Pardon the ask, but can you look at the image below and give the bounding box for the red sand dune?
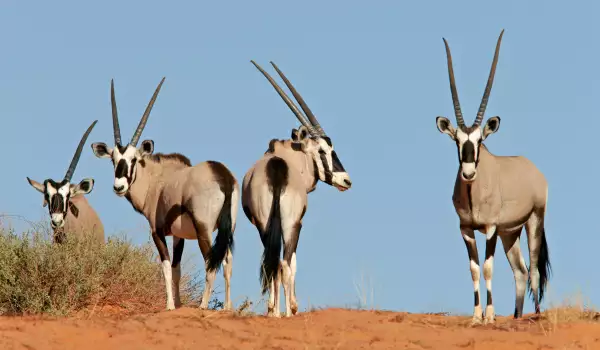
[0,307,599,349]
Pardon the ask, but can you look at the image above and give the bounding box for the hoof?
[483,317,496,325]
[470,316,483,326]
[291,305,298,315]
[166,304,176,311]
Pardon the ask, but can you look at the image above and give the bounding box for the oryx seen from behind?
[27,120,104,245]
[435,30,551,324]
[91,78,238,311]
[243,61,352,317]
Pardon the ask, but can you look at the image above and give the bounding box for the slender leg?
[172,237,185,308]
[461,227,482,324]
[274,263,281,317]
[483,226,497,324]
[500,229,528,318]
[192,218,216,310]
[152,230,175,311]
[281,221,301,317]
[281,258,292,317]
[223,248,233,310]
[290,252,298,315]
[525,213,543,314]
[259,230,278,317]
[223,191,237,311]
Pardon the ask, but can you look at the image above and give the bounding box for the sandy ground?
[0,307,598,349]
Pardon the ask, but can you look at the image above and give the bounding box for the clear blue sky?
[3,0,598,315]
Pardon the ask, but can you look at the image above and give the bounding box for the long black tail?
[528,227,552,303]
[206,161,236,273]
[260,157,288,295]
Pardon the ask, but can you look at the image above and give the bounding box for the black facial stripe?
[321,136,332,147]
[115,159,129,179]
[461,140,475,163]
[130,158,137,176]
[331,151,345,172]
[49,194,66,214]
[319,152,333,184]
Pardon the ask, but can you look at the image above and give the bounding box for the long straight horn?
[250,60,316,135]
[111,79,122,145]
[269,62,326,136]
[64,120,98,182]
[443,38,465,128]
[474,29,504,127]
[130,77,165,146]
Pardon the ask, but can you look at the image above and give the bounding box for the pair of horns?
[444,29,504,128]
[64,120,97,182]
[251,60,326,137]
[111,77,166,146]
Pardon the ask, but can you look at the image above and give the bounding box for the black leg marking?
[484,232,498,316]
[151,229,170,261]
[172,238,185,268]
[462,229,480,310]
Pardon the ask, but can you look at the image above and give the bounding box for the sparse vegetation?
[0,222,219,316]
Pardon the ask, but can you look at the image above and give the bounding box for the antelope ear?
[482,116,501,140]
[436,117,456,141]
[70,178,94,196]
[91,142,113,159]
[27,177,45,193]
[291,126,310,141]
[291,126,311,152]
[140,139,154,156]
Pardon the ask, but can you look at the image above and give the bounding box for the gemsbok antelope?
[27,120,104,245]
[243,61,352,317]
[91,78,239,311]
[435,30,551,324]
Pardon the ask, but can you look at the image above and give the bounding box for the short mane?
[149,152,192,167]
[265,138,303,154]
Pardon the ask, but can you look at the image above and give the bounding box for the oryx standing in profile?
[435,30,551,324]
[91,79,239,311]
[27,120,104,244]
[243,61,352,317]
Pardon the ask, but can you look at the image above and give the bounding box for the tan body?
[61,195,105,245]
[128,157,238,240]
[452,145,547,230]
[243,140,316,232]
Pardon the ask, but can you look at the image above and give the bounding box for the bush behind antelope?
[0,223,210,316]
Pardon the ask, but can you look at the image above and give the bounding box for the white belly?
[168,213,198,240]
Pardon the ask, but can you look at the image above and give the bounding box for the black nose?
[114,185,125,192]
[344,179,352,186]
[462,172,475,180]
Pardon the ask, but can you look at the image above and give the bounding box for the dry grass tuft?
[0,224,212,316]
[533,291,600,334]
